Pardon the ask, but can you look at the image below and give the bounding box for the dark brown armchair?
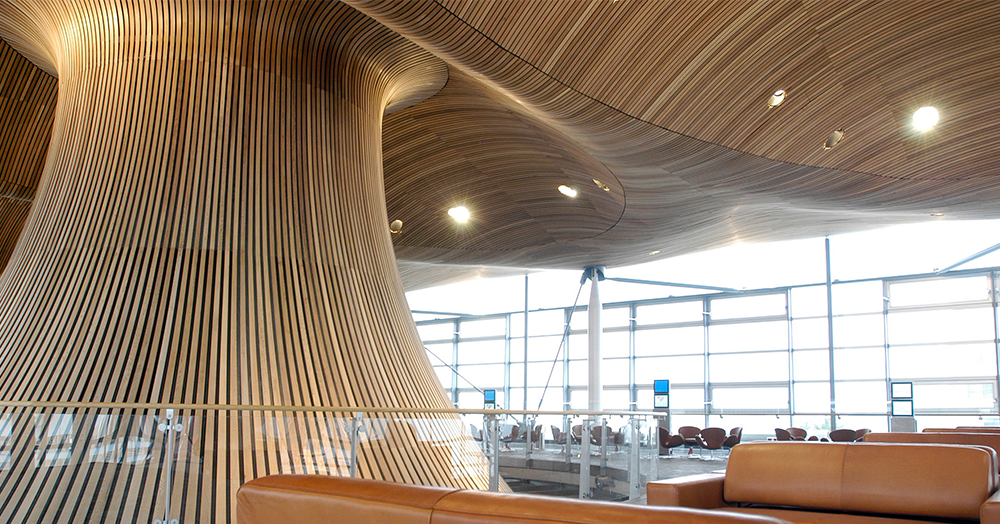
[696,427,728,460]
[854,428,871,441]
[659,427,684,456]
[501,425,520,450]
[722,427,742,449]
[787,427,808,440]
[775,428,792,441]
[550,425,567,445]
[829,428,857,442]
[590,425,618,451]
[678,426,701,455]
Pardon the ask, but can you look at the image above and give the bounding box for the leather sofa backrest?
[864,431,1000,489]
[237,475,456,524]
[237,475,793,524]
[724,442,996,520]
[925,427,1000,433]
[432,489,788,524]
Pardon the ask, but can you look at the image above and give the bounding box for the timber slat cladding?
[0,37,54,270]
[348,0,1000,268]
[0,2,486,523]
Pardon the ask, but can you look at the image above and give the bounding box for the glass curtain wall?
[418,268,1000,437]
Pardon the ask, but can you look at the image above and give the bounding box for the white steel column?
[588,266,604,412]
[579,266,604,498]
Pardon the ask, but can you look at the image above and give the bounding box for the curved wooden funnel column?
[0,2,485,523]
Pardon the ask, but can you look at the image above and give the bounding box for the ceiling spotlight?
[592,178,611,192]
[448,206,470,223]
[930,212,945,217]
[767,89,786,108]
[389,219,403,234]
[649,250,662,255]
[823,128,845,150]
[913,106,939,131]
[557,185,578,198]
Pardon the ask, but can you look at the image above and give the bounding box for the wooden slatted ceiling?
[383,70,624,255]
[435,0,1000,181]
[0,3,490,523]
[347,0,1000,269]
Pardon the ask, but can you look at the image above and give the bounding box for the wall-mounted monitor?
[484,389,496,406]
[653,380,669,410]
[890,382,913,400]
[653,394,669,409]
[891,399,913,417]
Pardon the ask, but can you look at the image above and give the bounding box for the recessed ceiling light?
[913,106,939,131]
[558,185,578,198]
[767,89,786,108]
[448,206,470,223]
[592,178,611,192]
[649,250,662,255]
[823,128,845,150]
[389,219,403,234]
[930,212,945,217]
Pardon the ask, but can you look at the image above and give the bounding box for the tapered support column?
[0,3,482,523]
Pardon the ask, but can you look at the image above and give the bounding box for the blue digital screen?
[653,379,670,394]
[484,389,496,403]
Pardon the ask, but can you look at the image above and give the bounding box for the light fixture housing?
[448,206,470,223]
[592,178,611,192]
[649,250,662,255]
[823,128,845,150]
[389,219,403,234]
[913,106,939,131]
[767,89,786,108]
[930,212,945,217]
[557,185,578,198]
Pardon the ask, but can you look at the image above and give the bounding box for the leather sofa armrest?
[647,473,727,509]
[981,489,1000,524]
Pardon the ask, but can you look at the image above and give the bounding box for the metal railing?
[0,401,670,523]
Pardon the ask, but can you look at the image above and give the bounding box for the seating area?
[774,427,870,442]
[659,426,742,459]
[648,441,1000,524]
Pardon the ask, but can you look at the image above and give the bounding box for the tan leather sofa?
[648,442,1000,524]
[925,427,1000,434]
[237,475,791,524]
[865,431,1000,458]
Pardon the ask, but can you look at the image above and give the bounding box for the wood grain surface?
[0,3,486,523]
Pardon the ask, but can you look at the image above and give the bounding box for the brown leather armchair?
[678,426,701,455]
[590,425,615,450]
[659,427,685,456]
[787,427,807,440]
[696,427,728,460]
[500,425,520,450]
[722,427,742,449]
[550,425,567,445]
[829,428,857,442]
[570,424,583,444]
[854,428,871,441]
[774,428,792,441]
